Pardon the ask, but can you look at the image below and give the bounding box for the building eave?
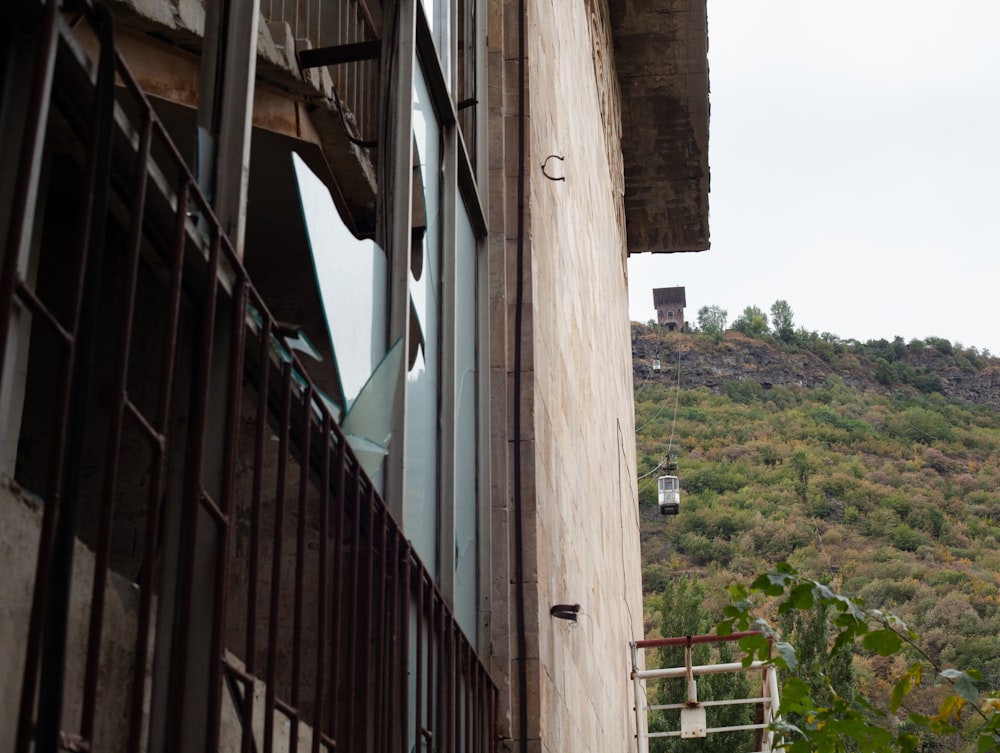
[609,0,710,254]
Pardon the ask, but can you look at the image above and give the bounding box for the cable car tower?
[630,632,781,753]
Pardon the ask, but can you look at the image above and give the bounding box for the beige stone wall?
[485,0,644,747]
[527,0,644,746]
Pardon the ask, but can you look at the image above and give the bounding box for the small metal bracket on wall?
[550,603,581,621]
[541,154,565,181]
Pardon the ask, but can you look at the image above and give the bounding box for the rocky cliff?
[631,327,1000,411]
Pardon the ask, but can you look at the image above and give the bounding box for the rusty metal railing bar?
[80,103,153,746]
[166,220,223,748]
[396,536,408,752]
[415,563,425,752]
[327,435,347,736]
[127,176,190,753]
[635,631,764,649]
[263,363,294,753]
[311,411,332,753]
[124,398,165,446]
[9,279,75,344]
[240,310,269,753]
[344,460,363,752]
[206,270,249,753]
[361,481,376,744]
[372,504,388,753]
[200,489,229,526]
[247,311,271,674]
[291,384,312,728]
[35,5,118,749]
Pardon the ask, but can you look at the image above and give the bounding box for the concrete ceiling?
[609,0,710,254]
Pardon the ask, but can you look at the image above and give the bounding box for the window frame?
[386,0,490,649]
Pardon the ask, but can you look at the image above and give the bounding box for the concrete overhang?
[609,0,710,253]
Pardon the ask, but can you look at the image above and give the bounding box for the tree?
[732,305,769,337]
[697,305,728,335]
[771,300,796,343]
[718,564,1000,753]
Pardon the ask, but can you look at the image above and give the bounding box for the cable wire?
[637,346,682,481]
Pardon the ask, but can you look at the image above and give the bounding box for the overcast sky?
[627,0,1000,354]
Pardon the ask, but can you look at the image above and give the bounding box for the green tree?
[697,305,728,335]
[718,565,1000,753]
[789,450,815,506]
[648,577,754,753]
[771,300,796,343]
[777,600,855,734]
[732,306,769,337]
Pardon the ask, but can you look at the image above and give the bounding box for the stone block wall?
[486,0,645,748]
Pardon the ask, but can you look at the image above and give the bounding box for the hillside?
[632,325,1000,709]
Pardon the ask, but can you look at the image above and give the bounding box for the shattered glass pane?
[342,338,404,479]
[290,152,387,407]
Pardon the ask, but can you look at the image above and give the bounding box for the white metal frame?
[631,636,781,753]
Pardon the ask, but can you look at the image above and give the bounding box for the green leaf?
[716,619,733,637]
[780,582,815,613]
[775,641,798,671]
[862,629,903,657]
[941,668,980,704]
[891,676,911,714]
[739,633,770,663]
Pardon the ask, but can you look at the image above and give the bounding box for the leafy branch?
[716,563,1000,753]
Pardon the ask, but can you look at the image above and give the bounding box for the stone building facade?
[0,1,708,752]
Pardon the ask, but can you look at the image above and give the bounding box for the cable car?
[652,358,661,372]
[657,475,680,515]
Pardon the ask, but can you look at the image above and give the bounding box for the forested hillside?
[632,324,1000,723]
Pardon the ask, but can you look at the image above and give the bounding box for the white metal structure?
[657,475,680,515]
[630,633,781,753]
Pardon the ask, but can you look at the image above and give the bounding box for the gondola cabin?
[652,358,661,372]
[657,475,680,515]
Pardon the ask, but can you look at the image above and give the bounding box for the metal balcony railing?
[631,633,780,753]
[263,0,382,148]
[0,3,496,752]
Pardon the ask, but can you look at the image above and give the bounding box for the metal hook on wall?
[541,154,565,181]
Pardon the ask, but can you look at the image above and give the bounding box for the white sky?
[627,0,1000,354]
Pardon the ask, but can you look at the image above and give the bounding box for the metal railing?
[263,0,382,148]
[1,3,496,752]
[631,633,780,753]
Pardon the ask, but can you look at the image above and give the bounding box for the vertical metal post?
[196,0,261,258]
[631,642,648,753]
[36,8,117,751]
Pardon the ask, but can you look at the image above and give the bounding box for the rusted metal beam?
[298,40,381,69]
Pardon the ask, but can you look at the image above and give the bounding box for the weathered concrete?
[609,0,710,253]
[0,482,145,751]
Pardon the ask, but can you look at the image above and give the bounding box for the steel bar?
[634,631,764,649]
[167,223,223,748]
[263,364,294,753]
[311,411,332,753]
[205,272,248,753]
[298,40,380,68]
[127,176,189,753]
[80,105,153,745]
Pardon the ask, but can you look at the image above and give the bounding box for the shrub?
[892,523,929,552]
